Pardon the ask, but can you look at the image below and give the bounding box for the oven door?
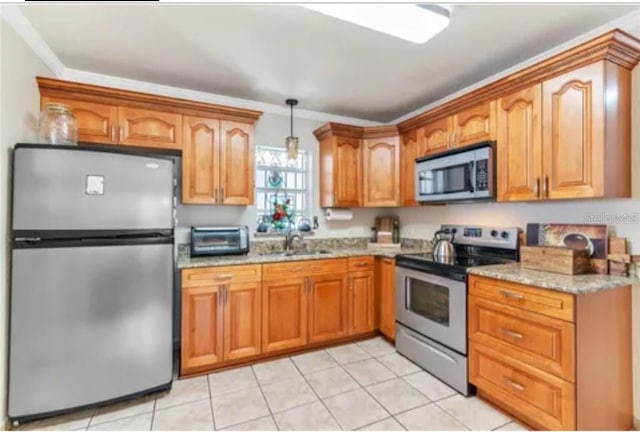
[395,266,467,354]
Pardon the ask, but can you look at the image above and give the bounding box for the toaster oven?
[190,226,250,256]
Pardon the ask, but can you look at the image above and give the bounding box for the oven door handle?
[404,331,457,364]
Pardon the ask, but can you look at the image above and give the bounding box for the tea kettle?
[432,229,455,259]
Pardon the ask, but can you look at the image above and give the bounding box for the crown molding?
[392,7,640,125]
[0,4,64,76]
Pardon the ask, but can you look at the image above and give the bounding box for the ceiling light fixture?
[285,98,299,160]
[301,4,450,44]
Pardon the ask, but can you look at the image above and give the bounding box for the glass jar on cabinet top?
[38,103,78,145]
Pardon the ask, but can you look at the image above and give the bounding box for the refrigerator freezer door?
[9,244,173,419]
[13,146,173,231]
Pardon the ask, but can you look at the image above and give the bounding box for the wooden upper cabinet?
[220,121,254,205]
[333,136,363,207]
[419,117,451,156]
[542,62,607,200]
[349,271,375,335]
[400,129,419,207]
[262,278,308,353]
[118,107,182,150]
[224,282,261,361]
[181,285,224,372]
[451,101,496,147]
[363,129,400,207]
[42,97,118,144]
[308,274,349,343]
[497,85,543,202]
[182,116,220,204]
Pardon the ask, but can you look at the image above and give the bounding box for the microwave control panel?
[475,159,489,191]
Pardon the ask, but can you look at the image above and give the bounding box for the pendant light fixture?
[285,98,299,160]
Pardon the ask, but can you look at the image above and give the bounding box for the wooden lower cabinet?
[349,271,375,335]
[469,275,632,431]
[262,278,308,353]
[224,282,261,361]
[308,274,349,343]
[377,257,396,340]
[181,285,224,371]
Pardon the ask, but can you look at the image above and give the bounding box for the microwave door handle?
[466,161,475,193]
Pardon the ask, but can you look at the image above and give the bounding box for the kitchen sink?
[259,249,333,257]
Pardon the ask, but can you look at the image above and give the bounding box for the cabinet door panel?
[42,97,118,144]
[182,116,220,204]
[420,117,450,156]
[542,63,604,199]
[349,271,375,335]
[400,130,419,206]
[363,137,399,207]
[220,121,254,205]
[262,279,307,352]
[308,274,349,343]
[333,137,363,207]
[181,285,224,371]
[497,85,543,202]
[118,107,182,149]
[452,101,496,147]
[224,282,261,361]
[377,258,396,339]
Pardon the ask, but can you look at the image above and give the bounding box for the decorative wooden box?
[520,245,591,275]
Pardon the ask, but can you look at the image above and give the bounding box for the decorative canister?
[38,103,78,145]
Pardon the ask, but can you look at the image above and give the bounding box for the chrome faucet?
[284,231,304,252]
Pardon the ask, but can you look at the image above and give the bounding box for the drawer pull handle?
[499,290,524,301]
[355,262,369,267]
[503,377,525,391]
[292,267,305,272]
[500,328,523,339]
[214,274,232,281]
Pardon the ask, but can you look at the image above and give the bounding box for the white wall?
[0,17,55,423]
[175,112,387,244]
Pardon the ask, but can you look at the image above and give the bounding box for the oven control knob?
[501,231,509,240]
[451,228,457,234]
[490,230,499,238]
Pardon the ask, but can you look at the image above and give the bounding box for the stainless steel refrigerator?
[9,144,174,422]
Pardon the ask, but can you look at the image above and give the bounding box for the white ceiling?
[19,3,640,122]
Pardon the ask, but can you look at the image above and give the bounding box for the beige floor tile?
[90,395,155,426]
[155,376,209,410]
[366,378,429,414]
[252,358,300,385]
[223,415,278,431]
[395,404,467,431]
[89,413,152,431]
[211,387,270,429]
[323,388,388,430]
[274,401,340,431]
[208,366,258,397]
[343,358,396,386]
[261,376,318,413]
[152,399,213,431]
[402,371,456,401]
[326,344,372,365]
[16,409,94,431]
[377,353,421,376]
[292,350,338,374]
[358,417,405,431]
[436,395,512,430]
[494,421,529,431]
[357,337,396,357]
[306,366,361,398]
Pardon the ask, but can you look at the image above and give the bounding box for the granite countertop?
[468,263,635,294]
[177,246,429,269]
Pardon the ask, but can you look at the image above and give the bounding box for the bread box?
[520,245,591,275]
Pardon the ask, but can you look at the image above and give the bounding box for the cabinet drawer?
[470,343,575,431]
[469,295,575,381]
[182,265,261,287]
[263,259,347,281]
[468,275,575,322]
[348,256,374,272]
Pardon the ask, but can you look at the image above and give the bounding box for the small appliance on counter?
[190,226,249,256]
[394,224,520,396]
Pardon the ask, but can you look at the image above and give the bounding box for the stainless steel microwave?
[190,226,249,256]
[415,141,496,203]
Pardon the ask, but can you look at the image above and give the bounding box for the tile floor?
[15,337,528,431]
